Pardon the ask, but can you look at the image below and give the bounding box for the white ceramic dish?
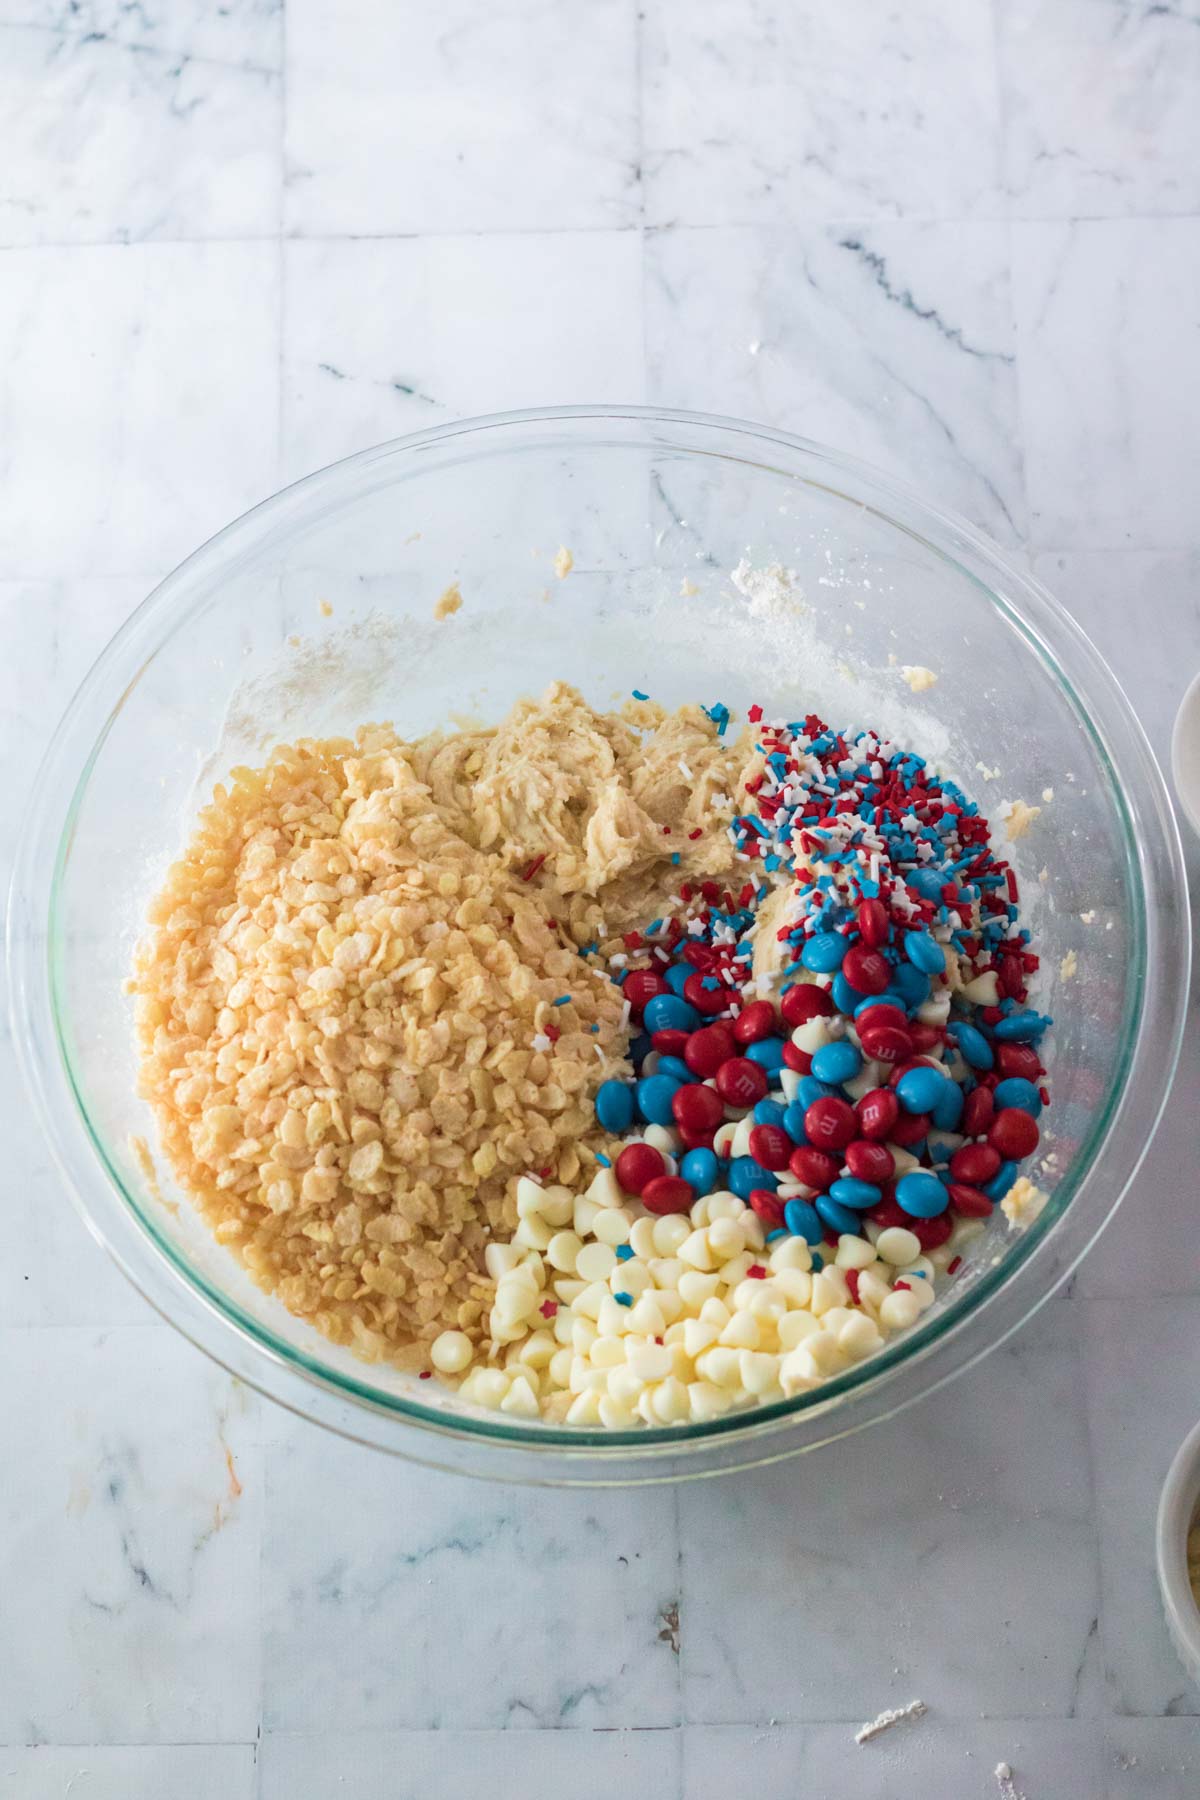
[1157,1417,1200,1687]
[1171,669,1200,836]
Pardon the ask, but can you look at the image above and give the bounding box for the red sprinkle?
[419,1369,432,1378]
[521,853,547,882]
[947,1256,963,1275]
[748,704,763,722]
[845,1268,861,1304]
[539,1299,558,1318]
[746,1264,767,1280]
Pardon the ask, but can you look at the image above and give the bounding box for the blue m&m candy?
[784,1198,824,1244]
[811,1040,862,1086]
[746,1037,786,1075]
[950,1021,994,1070]
[729,1156,779,1199]
[907,867,947,901]
[782,1101,809,1144]
[636,1074,681,1126]
[831,972,860,1014]
[815,1192,861,1235]
[655,1056,692,1083]
[801,932,847,974]
[796,1074,839,1109]
[892,961,930,1008]
[664,962,692,996]
[905,930,947,975]
[680,1147,719,1195]
[595,1079,633,1134]
[643,993,700,1034]
[896,1170,949,1218]
[753,1098,788,1128]
[993,1076,1042,1116]
[896,1065,951,1115]
[993,1011,1048,1043]
[985,1159,1018,1201]
[829,1176,880,1210]
[931,1079,964,1131]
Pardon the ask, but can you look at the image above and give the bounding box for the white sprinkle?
[531,1033,553,1052]
[855,1699,928,1745]
[1042,786,1054,803]
[1079,910,1096,924]
[678,760,693,781]
[620,1000,631,1030]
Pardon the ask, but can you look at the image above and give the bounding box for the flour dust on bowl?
[8,408,1189,1483]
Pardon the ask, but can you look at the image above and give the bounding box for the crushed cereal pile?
[129,684,745,1366]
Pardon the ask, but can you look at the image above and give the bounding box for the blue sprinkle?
[632,689,649,701]
[671,852,681,865]
[596,1152,611,1167]
[615,1244,635,1262]
[552,995,570,1006]
[613,1291,634,1307]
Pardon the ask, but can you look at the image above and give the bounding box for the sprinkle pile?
[437,707,1052,1427]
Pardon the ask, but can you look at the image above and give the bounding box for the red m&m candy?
[651,1028,691,1057]
[615,1142,665,1195]
[845,1140,895,1184]
[856,1087,899,1141]
[949,1143,1001,1185]
[889,1109,931,1147]
[859,1021,914,1064]
[804,1095,857,1152]
[843,944,891,995]
[911,1212,954,1251]
[780,983,834,1028]
[996,1042,1041,1081]
[962,1085,995,1137]
[749,1188,786,1230]
[733,1000,776,1045]
[684,1023,736,1078]
[671,1083,724,1135]
[684,971,730,1017]
[989,1108,1040,1159]
[641,1175,695,1215]
[856,898,889,948]
[678,1125,716,1150]
[623,969,669,1014]
[948,1182,994,1218]
[715,1057,769,1107]
[789,1145,839,1191]
[748,1123,792,1171]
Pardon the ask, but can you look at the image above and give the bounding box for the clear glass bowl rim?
[7,404,1190,1482]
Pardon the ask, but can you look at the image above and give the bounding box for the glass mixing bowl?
[8,407,1189,1484]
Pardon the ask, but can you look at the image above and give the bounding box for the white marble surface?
[2,2,1199,1795]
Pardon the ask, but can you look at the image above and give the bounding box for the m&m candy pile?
[594,709,1050,1252]
[445,705,1053,1428]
